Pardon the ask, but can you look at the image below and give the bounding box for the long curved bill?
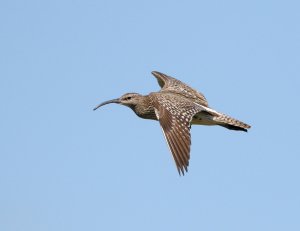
[93,99,120,111]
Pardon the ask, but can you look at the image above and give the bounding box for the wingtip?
[151,71,160,76]
[177,167,188,176]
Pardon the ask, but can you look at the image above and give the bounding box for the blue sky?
[1,0,299,230]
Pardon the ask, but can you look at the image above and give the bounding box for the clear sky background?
[1,0,299,230]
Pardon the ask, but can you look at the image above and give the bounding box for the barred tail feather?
[214,113,251,132]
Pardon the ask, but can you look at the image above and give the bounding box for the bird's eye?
[126,97,132,100]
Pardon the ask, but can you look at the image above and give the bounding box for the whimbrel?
[94,71,251,175]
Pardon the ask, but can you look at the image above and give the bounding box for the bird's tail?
[213,113,251,132]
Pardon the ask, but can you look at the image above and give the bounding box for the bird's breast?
[133,105,157,121]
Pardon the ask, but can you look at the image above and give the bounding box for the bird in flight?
[94,71,251,175]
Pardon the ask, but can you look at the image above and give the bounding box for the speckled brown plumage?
[94,71,251,175]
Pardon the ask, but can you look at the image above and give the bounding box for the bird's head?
[93,93,143,110]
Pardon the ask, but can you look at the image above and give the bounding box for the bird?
[94,71,251,175]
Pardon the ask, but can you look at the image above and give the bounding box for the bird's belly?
[191,114,216,126]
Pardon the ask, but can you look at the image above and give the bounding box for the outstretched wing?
[151,71,209,107]
[150,93,206,175]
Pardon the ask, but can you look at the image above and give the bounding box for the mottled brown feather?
[151,71,209,107]
[95,71,251,175]
[151,93,205,175]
